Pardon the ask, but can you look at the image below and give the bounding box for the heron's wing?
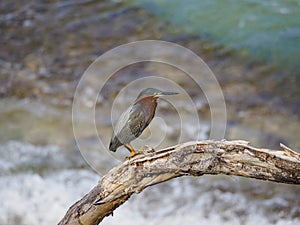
[128,104,146,138]
[114,107,131,135]
[114,104,145,144]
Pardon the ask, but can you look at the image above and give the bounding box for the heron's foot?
[126,150,140,159]
[139,145,155,153]
[124,144,140,159]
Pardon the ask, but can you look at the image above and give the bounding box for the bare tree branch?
[58,140,300,225]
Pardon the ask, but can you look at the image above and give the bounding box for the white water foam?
[0,141,299,225]
[0,170,98,224]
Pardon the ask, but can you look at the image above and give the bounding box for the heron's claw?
[124,144,140,159]
[126,150,140,159]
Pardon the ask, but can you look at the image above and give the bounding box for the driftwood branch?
[58,140,300,225]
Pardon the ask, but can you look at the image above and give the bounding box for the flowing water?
[0,0,299,224]
[130,0,300,74]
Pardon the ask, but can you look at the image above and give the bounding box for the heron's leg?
[124,143,139,158]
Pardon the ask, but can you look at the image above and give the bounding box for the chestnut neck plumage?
[134,96,158,123]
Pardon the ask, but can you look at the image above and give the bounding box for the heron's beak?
[155,91,179,97]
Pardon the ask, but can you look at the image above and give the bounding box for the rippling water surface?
[131,0,300,74]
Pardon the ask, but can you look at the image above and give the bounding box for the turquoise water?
[130,0,300,73]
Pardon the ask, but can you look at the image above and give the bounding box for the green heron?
[109,88,178,158]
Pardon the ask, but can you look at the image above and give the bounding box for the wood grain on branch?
[58,140,300,225]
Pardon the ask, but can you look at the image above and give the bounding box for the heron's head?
[136,88,178,101]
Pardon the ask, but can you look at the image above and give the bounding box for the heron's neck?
[135,96,158,105]
[135,96,158,119]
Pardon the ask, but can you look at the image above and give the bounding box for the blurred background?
[0,0,299,224]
